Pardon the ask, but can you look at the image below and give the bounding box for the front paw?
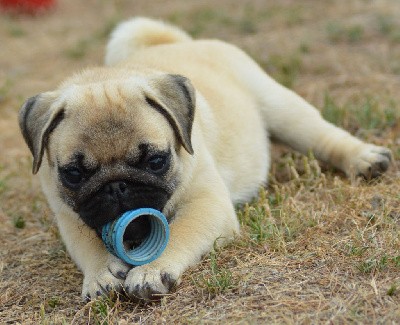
[350,145,392,179]
[124,264,178,300]
[82,256,130,301]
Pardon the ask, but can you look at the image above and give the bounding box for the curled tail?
[105,17,192,66]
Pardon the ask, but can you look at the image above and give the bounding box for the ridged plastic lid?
[102,208,170,266]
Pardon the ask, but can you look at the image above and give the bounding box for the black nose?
[104,181,128,201]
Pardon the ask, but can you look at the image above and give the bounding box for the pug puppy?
[19,17,392,300]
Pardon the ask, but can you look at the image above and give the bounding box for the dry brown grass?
[1,0,400,323]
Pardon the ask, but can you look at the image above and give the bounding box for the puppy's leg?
[124,164,239,300]
[260,83,391,178]
[55,211,131,300]
[226,47,392,178]
[242,73,391,177]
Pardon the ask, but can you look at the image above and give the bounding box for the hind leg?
[259,81,391,178]
[230,51,392,178]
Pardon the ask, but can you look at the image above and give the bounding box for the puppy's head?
[19,68,195,238]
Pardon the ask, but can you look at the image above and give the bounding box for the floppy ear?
[145,74,196,154]
[19,92,65,174]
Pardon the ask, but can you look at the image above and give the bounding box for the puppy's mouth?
[75,180,171,240]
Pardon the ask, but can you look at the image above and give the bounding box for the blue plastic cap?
[101,208,170,266]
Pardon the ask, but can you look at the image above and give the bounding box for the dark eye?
[61,167,83,187]
[146,154,169,174]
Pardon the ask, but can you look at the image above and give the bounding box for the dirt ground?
[1,0,400,323]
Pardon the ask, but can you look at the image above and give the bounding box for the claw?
[352,145,392,180]
[81,256,130,300]
[124,266,177,300]
[117,271,127,279]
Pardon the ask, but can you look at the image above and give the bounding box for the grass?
[13,215,26,229]
[168,3,312,38]
[1,0,400,323]
[90,297,116,325]
[237,190,308,252]
[7,25,26,37]
[357,254,400,274]
[0,179,6,193]
[376,14,400,42]
[265,52,303,88]
[326,14,400,44]
[326,22,365,43]
[387,283,398,296]
[65,39,91,59]
[65,16,121,60]
[169,7,262,37]
[0,78,13,103]
[321,93,399,134]
[192,247,235,297]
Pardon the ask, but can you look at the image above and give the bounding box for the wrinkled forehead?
[62,79,144,114]
[53,81,174,165]
[63,82,139,133]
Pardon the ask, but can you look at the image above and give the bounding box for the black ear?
[19,92,65,174]
[146,74,196,154]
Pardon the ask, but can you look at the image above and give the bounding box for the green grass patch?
[7,24,26,37]
[321,93,399,132]
[238,186,319,251]
[13,215,26,229]
[47,297,60,309]
[394,147,400,160]
[0,179,7,193]
[387,283,398,296]
[192,248,235,297]
[65,39,90,60]
[358,254,400,274]
[270,150,323,185]
[95,16,121,40]
[345,242,369,257]
[392,255,400,267]
[376,14,400,43]
[263,52,303,89]
[89,296,116,325]
[358,255,388,273]
[65,17,122,60]
[326,22,365,43]
[175,8,233,37]
[169,4,264,37]
[0,78,13,103]
[377,15,396,36]
[239,204,282,245]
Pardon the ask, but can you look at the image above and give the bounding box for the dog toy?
[102,208,169,266]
